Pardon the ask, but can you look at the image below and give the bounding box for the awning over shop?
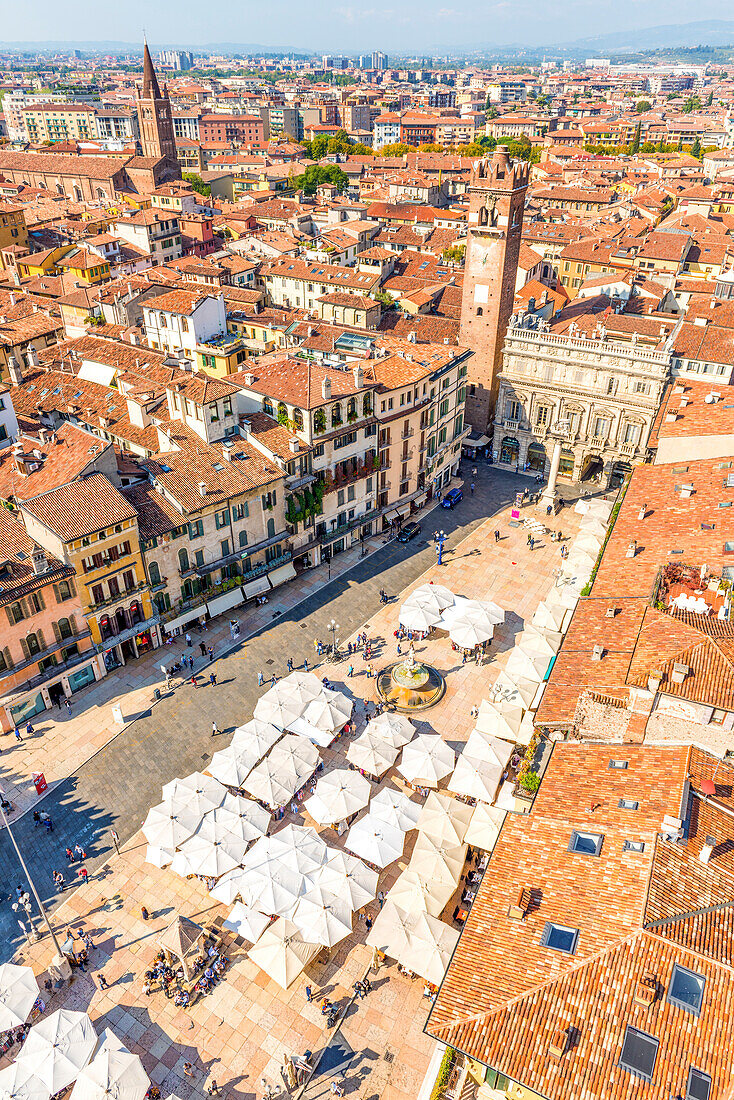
[412,493,427,508]
[163,607,203,635]
[206,588,245,617]
[464,434,489,449]
[243,575,270,600]
[268,562,297,589]
[395,504,411,518]
[384,508,400,522]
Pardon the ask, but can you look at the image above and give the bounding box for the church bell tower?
[135,40,177,162]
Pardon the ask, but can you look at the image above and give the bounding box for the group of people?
[144,945,229,1003]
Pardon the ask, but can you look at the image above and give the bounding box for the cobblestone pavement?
[0,467,580,956]
[4,467,584,1100]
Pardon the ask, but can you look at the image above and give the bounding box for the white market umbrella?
[515,712,536,747]
[142,803,201,850]
[162,772,227,816]
[223,902,270,943]
[532,600,566,634]
[313,851,378,910]
[369,786,421,832]
[144,845,174,869]
[416,791,474,846]
[346,815,405,868]
[304,769,371,824]
[566,548,596,574]
[253,691,305,730]
[557,578,586,609]
[465,803,506,851]
[400,912,460,986]
[517,624,560,657]
[346,733,399,777]
[230,720,282,759]
[387,868,453,917]
[365,900,416,957]
[302,691,352,733]
[0,1064,50,1100]
[492,670,537,709]
[447,754,503,804]
[442,596,504,627]
[0,964,39,1031]
[291,892,353,948]
[367,713,414,748]
[238,860,304,917]
[475,699,525,741]
[288,714,337,748]
[269,823,329,865]
[578,516,608,540]
[18,1010,96,1094]
[70,1044,149,1100]
[247,919,320,989]
[574,532,603,556]
[409,836,466,888]
[280,670,326,698]
[398,602,441,632]
[243,758,298,809]
[448,619,493,648]
[211,794,270,841]
[179,830,248,878]
[408,583,455,612]
[209,866,249,905]
[169,850,195,878]
[272,733,320,771]
[207,745,257,788]
[397,733,455,788]
[465,730,514,769]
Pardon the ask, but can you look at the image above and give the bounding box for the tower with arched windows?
[459,146,529,431]
[135,41,177,163]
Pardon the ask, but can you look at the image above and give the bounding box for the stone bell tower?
[459,146,529,432]
[135,40,177,163]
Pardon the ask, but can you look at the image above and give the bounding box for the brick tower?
[459,145,529,432]
[135,41,177,162]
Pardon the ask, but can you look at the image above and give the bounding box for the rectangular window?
[540,922,579,954]
[668,964,705,1016]
[609,759,628,769]
[189,520,204,539]
[232,502,249,520]
[194,550,205,568]
[687,1069,712,1100]
[337,490,345,506]
[594,417,610,439]
[536,406,549,426]
[568,830,604,856]
[220,539,230,558]
[619,1026,659,1082]
[618,799,639,810]
[347,485,355,502]
[623,840,645,853]
[215,509,230,529]
[239,530,248,548]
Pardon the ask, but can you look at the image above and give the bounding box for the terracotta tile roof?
[22,471,137,541]
[0,151,126,180]
[0,422,113,504]
[121,482,182,540]
[0,505,71,605]
[428,742,734,1100]
[227,359,375,409]
[246,411,312,462]
[143,288,217,317]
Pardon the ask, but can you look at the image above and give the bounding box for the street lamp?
[12,892,34,942]
[435,530,448,566]
[327,618,340,656]
[0,802,63,957]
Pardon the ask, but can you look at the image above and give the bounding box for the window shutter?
[36,589,45,611]
[19,637,29,660]
[67,577,76,598]
[68,615,76,636]
[3,648,13,670]
[20,599,29,619]
[36,629,45,651]
[52,583,60,603]
[52,621,61,643]
[5,607,14,627]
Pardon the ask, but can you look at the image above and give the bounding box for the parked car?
[396,521,421,543]
[441,487,463,509]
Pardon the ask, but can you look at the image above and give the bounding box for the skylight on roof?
[619,1026,659,1082]
[568,831,604,857]
[540,922,578,954]
[668,964,705,1016]
[687,1068,712,1100]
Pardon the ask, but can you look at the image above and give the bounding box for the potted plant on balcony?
[313,409,326,434]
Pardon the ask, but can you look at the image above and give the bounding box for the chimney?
[322,375,332,401]
[647,668,664,693]
[31,545,48,576]
[198,481,207,497]
[626,540,637,558]
[25,343,39,369]
[547,1027,570,1061]
[671,661,689,684]
[289,438,299,454]
[353,364,363,390]
[591,644,604,661]
[699,835,717,864]
[633,973,657,1008]
[507,887,532,921]
[638,503,646,520]
[244,372,255,385]
[7,354,23,386]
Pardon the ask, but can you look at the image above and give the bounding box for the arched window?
[277,401,288,425]
[476,307,483,316]
[129,601,142,626]
[267,518,275,538]
[26,632,41,656]
[363,394,372,417]
[263,399,274,416]
[149,562,162,586]
[346,397,357,420]
[293,408,304,430]
[100,615,113,641]
[57,617,73,640]
[178,548,189,573]
[331,403,342,427]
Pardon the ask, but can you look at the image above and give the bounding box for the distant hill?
[559,19,734,53]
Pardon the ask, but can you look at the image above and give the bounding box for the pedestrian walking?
[353,980,366,999]
[25,722,34,737]
[472,466,478,478]
[470,482,475,495]
[141,906,150,920]
[208,646,214,662]
[257,670,264,686]
[183,1062,195,1078]
[304,658,309,672]
[209,673,217,686]
[40,812,53,832]
[330,1081,344,1097]
[530,536,535,551]
[527,533,532,548]
[377,890,385,908]
[65,700,72,716]
[191,674,198,689]
[65,847,74,863]
[207,1083,219,1096]
[365,915,373,932]
[74,844,86,860]
[13,726,21,742]
[97,973,108,989]
[199,641,207,657]
[347,664,354,678]
[305,985,313,1002]
[494,529,500,543]
[78,866,88,885]
[212,721,219,736]
[287,657,293,672]
[53,871,64,891]
[185,632,192,648]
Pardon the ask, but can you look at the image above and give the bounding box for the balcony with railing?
[319,508,380,544]
[89,580,150,611]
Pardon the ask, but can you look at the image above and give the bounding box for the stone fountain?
[376,644,445,712]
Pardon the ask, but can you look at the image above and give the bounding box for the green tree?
[441,243,465,263]
[691,136,702,159]
[682,96,702,113]
[630,122,641,155]
[378,142,413,156]
[486,104,499,120]
[182,173,211,197]
[707,91,714,105]
[636,99,652,114]
[372,289,395,309]
[292,164,348,195]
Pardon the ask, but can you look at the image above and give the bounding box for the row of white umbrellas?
[398,584,504,648]
[366,902,460,986]
[0,1011,148,1100]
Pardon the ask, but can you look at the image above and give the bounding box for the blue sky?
[3,0,734,50]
